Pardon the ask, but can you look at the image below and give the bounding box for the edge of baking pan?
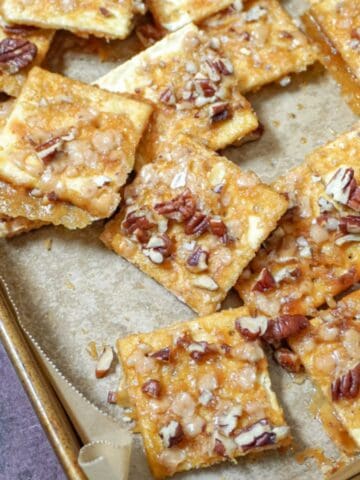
[0,276,86,480]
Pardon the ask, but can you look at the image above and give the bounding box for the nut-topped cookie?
[201,0,317,93]
[147,0,233,31]
[0,67,152,220]
[95,23,258,170]
[101,135,288,315]
[289,290,360,449]
[0,16,54,97]
[236,124,360,316]
[308,0,360,80]
[117,307,291,479]
[1,0,143,40]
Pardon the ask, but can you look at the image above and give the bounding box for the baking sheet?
[1,0,359,478]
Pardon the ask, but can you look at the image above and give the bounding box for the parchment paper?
[1,0,360,478]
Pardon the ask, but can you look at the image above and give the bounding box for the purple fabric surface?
[0,341,66,480]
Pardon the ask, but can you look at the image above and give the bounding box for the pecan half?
[0,38,37,74]
[3,24,39,36]
[263,315,309,343]
[331,364,360,402]
[155,189,196,222]
[339,216,360,234]
[274,347,303,373]
[185,211,209,235]
[142,379,161,398]
[209,102,232,123]
[122,210,155,244]
[150,347,171,362]
[252,268,276,293]
[160,421,184,448]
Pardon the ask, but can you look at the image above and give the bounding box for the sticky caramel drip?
[302,11,360,115]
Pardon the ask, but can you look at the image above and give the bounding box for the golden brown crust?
[0,67,152,219]
[1,0,139,39]
[289,290,360,448]
[101,135,288,315]
[117,308,291,478]
[236,125,360,316]
[201,0,317,93]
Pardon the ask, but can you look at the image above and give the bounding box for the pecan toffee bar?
[201,0,317,93]
[236,125,360,317]
[289,290,360,449]
[147,0,233,32]
[0,67,152,221]
[308,0,359,81]
[101,135,288,315]
[0,16,54,97]
[1,0,143,40]
[95,23,258,169]
[117,308,291,479]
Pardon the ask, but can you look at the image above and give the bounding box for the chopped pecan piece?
[252,268,276,293]
[3,24,39,36]
[212,58,233,75]
[142,379,161,398]
[274,347,303,373]
[194,78,216,97]
[348,187,360,212]
[0,38,37,74]
[235,316,268,341]
[263,315,309,343]
[150,347,171,362]
[339,215,360,234]
[208,217,227,237]
[209,102,232,123]
[155,189,196,222]
[159,86,176,105]
[187,246,209,271]
[35,129,75,161]
[326,167,356,206]
[99,6,113,17]
[331,364,360,402]
[234,418,275,450]
[175,331,193,349]
[122,210,155,244]
[214,438,226,456]
[188,341,216,361]
[185,211,209,235]
[146,234,173,258]
[107,390,118,404]
[95,346,114,379]
[160,420,184,448]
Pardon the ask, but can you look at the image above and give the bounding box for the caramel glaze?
[309,388,358,456]
[302,11,360,115]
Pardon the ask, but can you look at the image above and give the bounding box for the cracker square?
[95,23,258,166]
[308,0,360,80]
[1,0,139,40]
[201,0,317,93]
[0,212,45,238]
[101,135,288,315]
[147,0,233,31]
[0,67,152,218]
[117,307,291,478]
[235,124,360,316]
[0,17,54,97]
[289,290,360,449]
